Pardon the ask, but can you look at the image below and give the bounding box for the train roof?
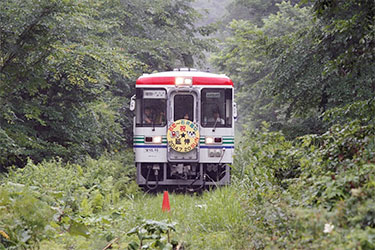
[136,70,233,86]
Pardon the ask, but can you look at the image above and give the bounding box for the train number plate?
[144,148,159,153]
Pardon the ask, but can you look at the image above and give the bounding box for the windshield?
[174,94,194,121]
[136,89,166,127]
[201,88,232,128]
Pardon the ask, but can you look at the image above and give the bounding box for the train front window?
[174,95,194,121]
[201,89,232,128]
[136,89,166,127]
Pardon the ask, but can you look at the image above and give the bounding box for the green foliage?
[323,97,375,126]
[224,0,301,26]
[0,183,55,249]
[0,0,214,168]
[294,121,375,207]
[118,0,215,71]
[309,0,375,78]
[3,117,373,249]
[214,0,375,137]
[0,152,140,249]
[127,220,177,250]
[232,119,375,248]
[0,0,137,166]
[213,1,316,136]
[121,187,249,249]
[270,0,375,130]
[0,156,250,249]
[234,122,301,186]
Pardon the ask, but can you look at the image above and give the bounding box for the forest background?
[1,0,375,249]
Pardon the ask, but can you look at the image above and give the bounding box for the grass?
[116,186,249,249]
[1,156,252,249]
[35,184,251,249]
[4,120,375,249]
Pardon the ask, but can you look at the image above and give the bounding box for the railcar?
[130,68,237,191]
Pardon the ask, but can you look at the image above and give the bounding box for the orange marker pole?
[162,191,170,212]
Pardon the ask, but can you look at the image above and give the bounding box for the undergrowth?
[0,151,248,249]
[1,120,375,249]
[233,121,375,249]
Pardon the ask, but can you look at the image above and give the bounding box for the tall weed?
[0,151,140,249]
[233,121,375,248]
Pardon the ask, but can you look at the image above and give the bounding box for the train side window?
[135,89,142,125]
[136,89,166,127]
[225,89,233,127]
[201,89,232,128]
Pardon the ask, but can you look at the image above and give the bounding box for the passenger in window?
[156,111,166,125]
[183,113,190,120]
[143,107,153,124]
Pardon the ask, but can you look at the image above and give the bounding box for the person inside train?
[143,107,153,124]
[213,110,225,125]
[144,107,165,125]
[157,111,166,125]
[203,109,225,126]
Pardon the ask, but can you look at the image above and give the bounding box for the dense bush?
[0,183,55,249]
[0,151,139,249]
[1,121,374,249]
[232,119,375,248]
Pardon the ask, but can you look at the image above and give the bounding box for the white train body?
[132,69,235,190]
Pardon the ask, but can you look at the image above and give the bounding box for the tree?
[110,0,216,145]
[213,0,375,137]
[270,0,375,132]
[224,0,301,26]
[0,0,214,167]
[213,1,314,135]
[0,0,138,166]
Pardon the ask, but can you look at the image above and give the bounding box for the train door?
[167,92,199,161]
[173,94,194,122]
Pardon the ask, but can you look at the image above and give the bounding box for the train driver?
[203,110,225,126]
[213,110,225,125]
[144,107,165,125]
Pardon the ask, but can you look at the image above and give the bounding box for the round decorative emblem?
[167,119,200,152]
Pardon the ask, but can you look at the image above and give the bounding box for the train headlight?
[175,77,193,86]
[205,136,214,144]
[205,136,222,144]
[153,136,162,144]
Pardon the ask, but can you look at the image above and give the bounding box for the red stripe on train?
[136,77,233,86]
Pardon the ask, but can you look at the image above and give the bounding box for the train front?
[132,70,236,191]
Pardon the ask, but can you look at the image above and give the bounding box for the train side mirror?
[129,95,136,111]
[233,102,238,120]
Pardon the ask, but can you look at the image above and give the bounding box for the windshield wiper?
[212,119,218,132]
[151,113,156,131]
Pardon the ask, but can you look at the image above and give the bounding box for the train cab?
[131,68,236,190]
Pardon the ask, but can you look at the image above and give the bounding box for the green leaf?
[127,241,139,250]
[68,220,90,238]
